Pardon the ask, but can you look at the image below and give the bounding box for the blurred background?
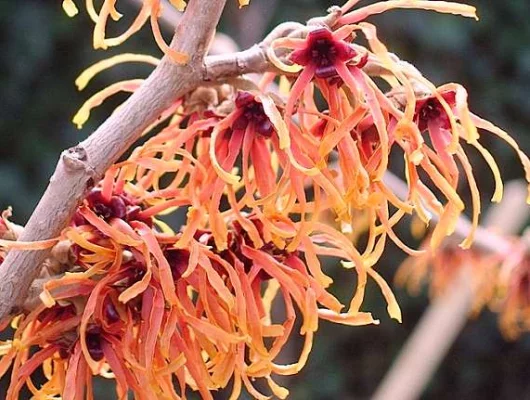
[1,0,530,398]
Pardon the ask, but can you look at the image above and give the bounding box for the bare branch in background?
[373,180,530,400]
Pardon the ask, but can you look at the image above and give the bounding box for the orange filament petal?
[73,79,143,129]
[367,268,402,322]
[340,1,478,25]
[62,0,79,17]
[0,237,58,250]
[76,53,159,90]
[150,0,189,64]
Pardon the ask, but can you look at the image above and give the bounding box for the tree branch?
[0,0,227,322]
[202,22,304,80]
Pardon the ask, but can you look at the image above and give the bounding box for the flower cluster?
[397,232,530,340]
[1,0,530,398]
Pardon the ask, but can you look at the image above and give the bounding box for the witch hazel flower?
[0,186,397,399]
[270,26,389,179]
[268,1,530,256]
[268,27,416,255]
[397,231,530,340]
[388,82,530,250]
[396,233,502,313]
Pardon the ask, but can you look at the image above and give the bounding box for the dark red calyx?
[37,304,76,324]
[232,91,274,137]
[49,329,79,359]
[80,188,152,227]
[117,261,147,286]
[229,218,294,281]
[290,28,357,79]
[85,325,104,361]
[415,90,457,131]
[85,188,126,221]
[104,298,120,324]
[165,248,190,281]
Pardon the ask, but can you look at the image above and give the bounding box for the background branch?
[0,0,227,322]
[373,180,530,400]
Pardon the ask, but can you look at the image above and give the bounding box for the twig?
[203,22,304,80]
[372,180,530,400]
[0,0,228,321]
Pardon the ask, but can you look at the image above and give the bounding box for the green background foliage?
[1,1,529,398]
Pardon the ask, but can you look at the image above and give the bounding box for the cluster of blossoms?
[397,231,530,340]
[1,0,530,398]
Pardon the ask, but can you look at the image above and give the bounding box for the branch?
[372,180,530,400]
[0,0,227,322]
[202,22,304,80]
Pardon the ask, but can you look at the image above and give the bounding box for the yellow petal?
[62,0,79,17]
[76,53,159,91]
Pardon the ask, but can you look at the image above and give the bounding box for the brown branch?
[203,22,304,80]
[0,0,228,322]
[372,180,530,400]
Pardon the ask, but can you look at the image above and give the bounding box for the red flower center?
[86,325,105,361]
[165,248,190,281]
[415,90,457,131]
[74,188,153,227]
[290,28,357,79]
[232,91,274,137]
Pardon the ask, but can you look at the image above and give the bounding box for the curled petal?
[76,54,160,90]
[73,79,143,129]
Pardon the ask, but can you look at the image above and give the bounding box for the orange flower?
[1,180,400,398]
[267,2,530,256]
[493,242,530,340]
[396,235,501,315]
